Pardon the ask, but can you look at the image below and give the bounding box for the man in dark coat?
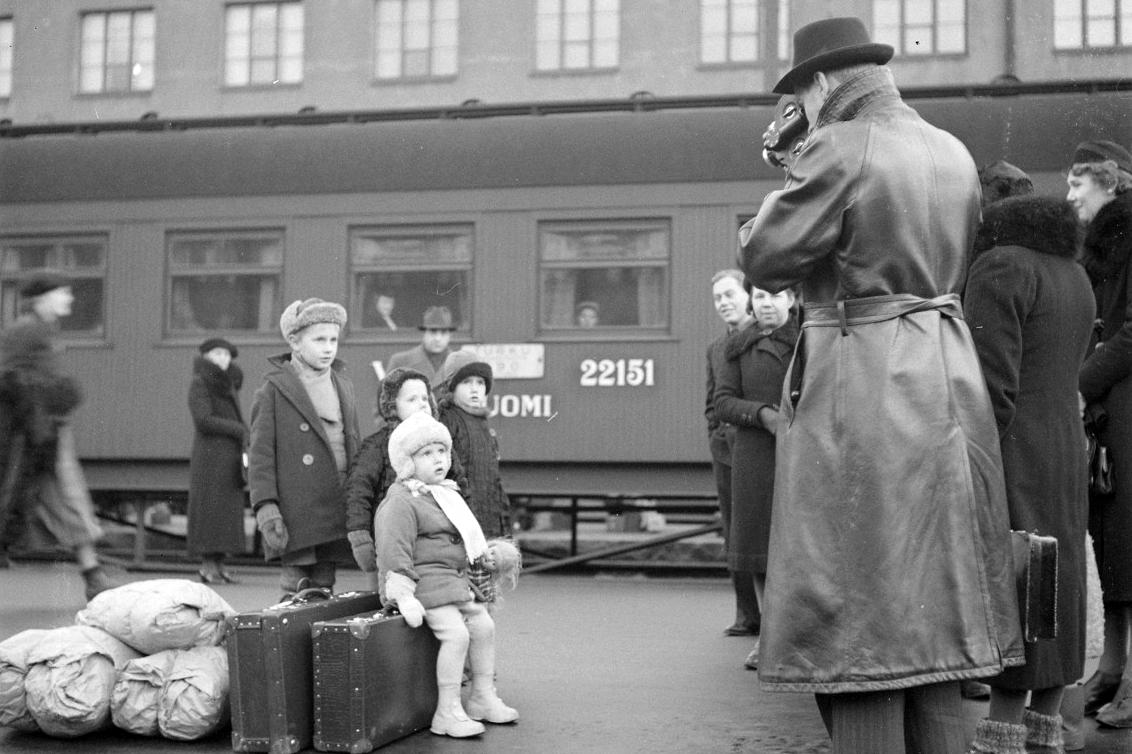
[738,17,1022,753]
[387,306,457,384]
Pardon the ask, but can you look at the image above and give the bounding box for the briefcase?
[311,609,440,752]
[1011,531,1058,642]
[227,589,385,754]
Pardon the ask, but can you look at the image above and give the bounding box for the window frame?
[0,17,12,98]
[348,222,475,338]
[698,0,792,68]
[872,0,968,58]
[77,7,156,95]
[223,1,305,88]
[534,0,621,73]
[0,234,110,339]
[536,217,672,337]
[164,227,286,338]
[373,0,459,82]
[1054,0,1132,50]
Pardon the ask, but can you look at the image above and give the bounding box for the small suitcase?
[311,609,440,752]
[227,589,385,754]
[1011,530,1059,642]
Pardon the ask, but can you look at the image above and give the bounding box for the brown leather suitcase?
[311,609,440,752]
[227,589,385,754]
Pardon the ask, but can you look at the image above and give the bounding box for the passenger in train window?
[187,337,248,586]
[704,269,761,639]
[387,306,457,385]
[0,270,118,600]
[372,292,398,330]
[713,282,798,671]
[575,300,600,328]
[248,298,360,599]
[739,16,1022,752]
[434,350,511,539]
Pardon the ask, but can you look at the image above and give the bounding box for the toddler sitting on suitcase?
[376,411,519,738]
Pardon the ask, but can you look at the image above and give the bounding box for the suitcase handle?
[290,587,332,604]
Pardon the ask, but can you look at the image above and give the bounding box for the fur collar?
[1081,192,1132,282]
[724,316,799,361]
[974,195,1080,260]
[193,355,243,393]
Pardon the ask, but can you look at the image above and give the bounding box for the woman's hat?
[198,337,238,358]
[774,17,894,94]
[1073,140,1132,175]
[19,270,70,298]
[418,306,456,331]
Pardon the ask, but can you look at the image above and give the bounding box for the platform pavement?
[2,563,1131,753]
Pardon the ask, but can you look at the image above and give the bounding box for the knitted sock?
[1023,709,1065,753]
[968,718,1027,754]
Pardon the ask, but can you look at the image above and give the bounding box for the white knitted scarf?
[405,478,488,563]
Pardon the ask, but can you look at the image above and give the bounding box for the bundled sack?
[23,625,140,737]
[75,578,235,654]
[110,651,176,736]
[158,645,229,741]
[0,629,51,732]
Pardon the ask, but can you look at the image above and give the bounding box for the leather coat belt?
[803,293,963,335]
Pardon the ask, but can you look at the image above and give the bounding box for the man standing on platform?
[739,17,1022,753]
[387,306,457,385]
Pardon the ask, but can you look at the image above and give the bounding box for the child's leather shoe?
[466,688,519,724]
[430,701,485,738]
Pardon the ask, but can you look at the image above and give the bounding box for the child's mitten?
[384,572,425,627]
[255,503,289,551]
[347,531,377,572]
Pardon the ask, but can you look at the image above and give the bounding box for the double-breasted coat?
[739,67,1023,692]
[713,318,798,574]
[248,354,360,560]
[966,195,1094,689]
[1079,191,1132,603]
[186,356,248,557]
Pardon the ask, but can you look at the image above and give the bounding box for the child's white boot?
[430,684,484,738]
[466,674,519,724]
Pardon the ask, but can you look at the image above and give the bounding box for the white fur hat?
[388,411,452,481]
[279,298,347,339]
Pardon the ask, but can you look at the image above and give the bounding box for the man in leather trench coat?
[739,18,1023,754]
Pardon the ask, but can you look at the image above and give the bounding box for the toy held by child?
[376,411,519,738]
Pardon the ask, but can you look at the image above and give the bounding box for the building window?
[166,230,283,334]
[79,9,155,93]
[873,0,966,56]
[375,0,458,79]
[700,0,791,65]
[1055,0,1132,49]
[350,225,473,333]
[0,18,12,98]
[225,2,304,87]
[1,236,107,335]
[539,220,669,331]
[535,0,619,71]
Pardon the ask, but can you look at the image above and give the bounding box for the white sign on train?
[464,344,545,379]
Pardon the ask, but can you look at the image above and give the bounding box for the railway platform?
[3,563,1131,754]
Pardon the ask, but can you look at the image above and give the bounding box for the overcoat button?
[299,422,310,432]
[302,454,314,465]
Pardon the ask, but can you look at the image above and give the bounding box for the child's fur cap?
[279,298,347,339]
[388,411,452,481]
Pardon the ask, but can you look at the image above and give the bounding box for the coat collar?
[193,355,243,393]
[1082,191,1132,282]
[814,66,900,131]
[725,316,799,361]
[973,195,1081,260]
[264,352,348,449]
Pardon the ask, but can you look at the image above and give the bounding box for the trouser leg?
[904,681,965,754]
[815,690,906,754]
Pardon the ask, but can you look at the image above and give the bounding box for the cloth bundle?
[111,645,229,740]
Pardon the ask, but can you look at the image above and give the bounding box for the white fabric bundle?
[75,578,235,654]
[1084,532,1105,660]
[157,645,230,741]
[0,629,51,732]
[23,625,140,737]
[110,651,176,736]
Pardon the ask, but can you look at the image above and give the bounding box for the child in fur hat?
[434,350,512,538]
[376,411,519,738]
[248,298,360,598]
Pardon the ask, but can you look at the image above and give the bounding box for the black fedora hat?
[774,17,894,94]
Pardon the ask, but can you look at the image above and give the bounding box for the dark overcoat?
[1079,191,1132,602]
[248,354,360,559]
[713,318,798,573]
[966,195,1094,689]
[387,344,448,384]
[186,356,248,557]
[739,67,1023,692]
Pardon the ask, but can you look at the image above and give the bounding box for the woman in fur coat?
[1072,140,1132,727]
[187,337,248,584]
[964,194,1095,751]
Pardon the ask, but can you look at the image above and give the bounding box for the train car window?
[224,2,304,87]
[375,0,459,79]
[349,225,472,333]
[0,237,107,335]
[538,219,669,332]
[0,18,12,98]
[78,9,155,94]
[535,0,620,71]
[165,230,284,334]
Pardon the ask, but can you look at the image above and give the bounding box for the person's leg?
[742,572,766,669]
[307,560,336,592]
[425,604,483,737]
[969,686,1027,754]
[814,690,906,754]
[200,552,223,582]
[903,681,974,754]
[74,541,115,600]
[1084,604,1129,714]
[279,564,309,600]
[462,601,518,724]
[1024,686,1067,752]
[1096,605,1132,727]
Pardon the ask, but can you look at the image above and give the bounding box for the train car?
[1,82,1129,503]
